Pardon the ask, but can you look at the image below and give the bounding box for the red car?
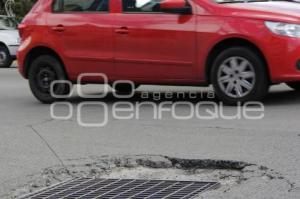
[18,0,300,104]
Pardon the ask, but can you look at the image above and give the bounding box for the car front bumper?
[263,36,300,83]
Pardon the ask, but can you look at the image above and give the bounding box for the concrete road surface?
[0,67,299,198]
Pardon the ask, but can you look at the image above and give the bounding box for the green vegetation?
[0,0,37,21]
[14,0,37,20]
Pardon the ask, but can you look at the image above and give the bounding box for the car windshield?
[215,0,298,3]
[0,16,17,30]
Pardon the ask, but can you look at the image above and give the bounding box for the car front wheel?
[211,47,269,105]
[28,55,70,103]
[0,45,13,68]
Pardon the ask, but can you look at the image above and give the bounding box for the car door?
[114,0,197,81]
[47,0,114,80]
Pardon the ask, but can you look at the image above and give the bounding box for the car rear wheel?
[28,55,70,103]
[114,83,139,95]
[211,47,269,105]
[0,45,13,68]
[286,82,300,91]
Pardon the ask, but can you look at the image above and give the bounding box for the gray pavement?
[0,67,299,198]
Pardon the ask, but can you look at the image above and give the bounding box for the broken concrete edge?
[82,154,252,170]
[163,156,252,170]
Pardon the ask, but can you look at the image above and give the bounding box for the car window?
[122,0,163,13]
[53,0,109,12]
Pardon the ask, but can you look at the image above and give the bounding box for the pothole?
[11,155,296,199]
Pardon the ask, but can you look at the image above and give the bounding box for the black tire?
[0,45,13,68]
[114,83,138,95]
[286,82,300,91]
[211,47,269,105]
[28,55,70,103]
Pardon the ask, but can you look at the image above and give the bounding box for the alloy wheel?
[217,56,256,98]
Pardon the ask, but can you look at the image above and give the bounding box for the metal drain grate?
[20,178,220,199]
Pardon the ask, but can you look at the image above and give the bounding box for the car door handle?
[115,27,129,34]
[52,25,65,32]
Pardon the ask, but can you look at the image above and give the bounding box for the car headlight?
[265,21,300,38]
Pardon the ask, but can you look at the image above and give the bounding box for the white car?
[0,15,20,68]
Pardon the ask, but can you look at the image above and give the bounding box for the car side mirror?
[160,0,192,15]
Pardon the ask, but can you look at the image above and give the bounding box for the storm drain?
[20,178,220,199]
